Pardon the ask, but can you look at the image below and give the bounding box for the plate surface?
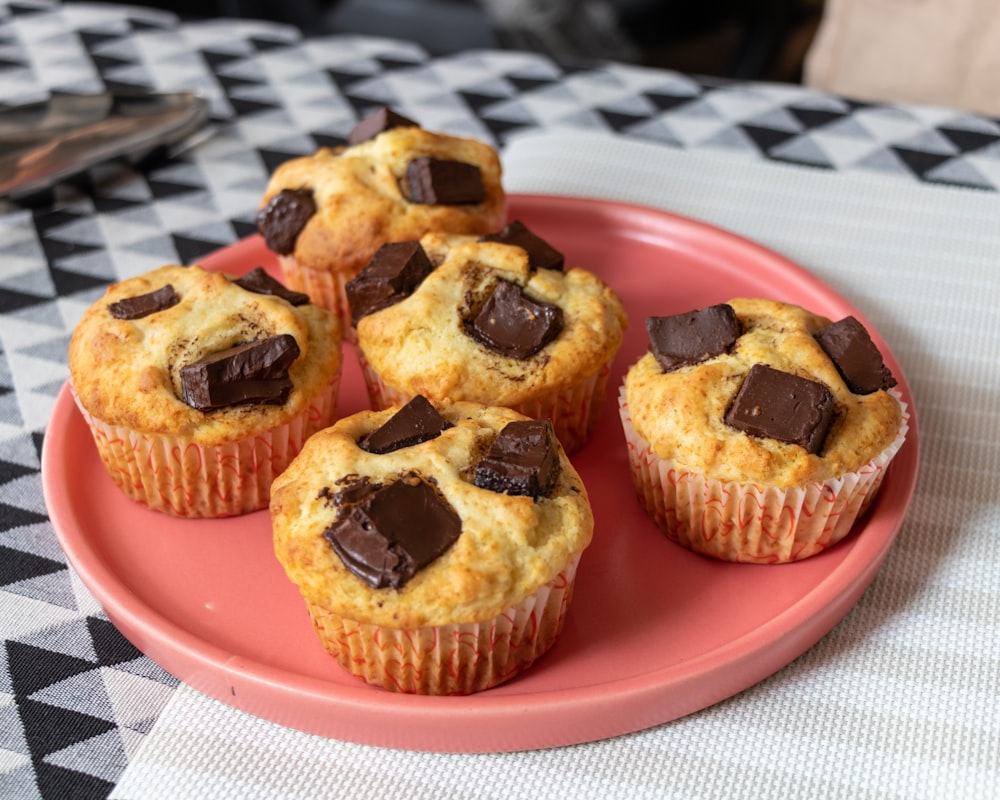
[44,194,918,752]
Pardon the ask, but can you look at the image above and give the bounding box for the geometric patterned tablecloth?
[1,2,999,798]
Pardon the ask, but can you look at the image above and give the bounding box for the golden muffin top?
[69,264,341,444]
[624,297,903,486]
[270,400,593,628]
[258,124,506,277]
[354,231,627,408]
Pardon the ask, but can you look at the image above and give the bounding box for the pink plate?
[44,194,919,753]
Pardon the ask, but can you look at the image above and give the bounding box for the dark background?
[75,0,824,83]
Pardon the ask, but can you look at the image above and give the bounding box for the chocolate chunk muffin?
[256,106,506,335]
[68,264,342,517]
[270,397,593,694]
[348,228,627,453]
[619,297,908,562]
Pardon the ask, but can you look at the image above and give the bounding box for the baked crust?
[270,402,593,628]
[68,264,341,444]
[625,297,902,486]
[260,127,506,277]
[356,233,627,407]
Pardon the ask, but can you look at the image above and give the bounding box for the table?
[2,2,998,799]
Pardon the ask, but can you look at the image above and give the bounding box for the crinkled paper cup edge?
[304,554,581,694]
[618,384,909,563]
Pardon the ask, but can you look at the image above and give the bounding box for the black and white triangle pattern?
[2,1,1000,798]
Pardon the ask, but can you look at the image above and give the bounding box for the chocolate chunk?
[404,157,484,205]
[324,476,462,589]
[347,106,419,146]
[179,334,300,411]
[345,240,433,325]
[359,395,452,454]
[815,316,896,395]
[479,220,564,271]
[256,188,316,255]
[467,280,563,359]
[108,284,179,320]
[320,476,375,509]
[647,304,740,372]
[725,364,836,454]
[474,419,561,499]
[233,267,309,306]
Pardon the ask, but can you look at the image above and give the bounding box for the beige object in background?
[804,0,1000,116]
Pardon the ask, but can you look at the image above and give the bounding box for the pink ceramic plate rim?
[44,194,919,752]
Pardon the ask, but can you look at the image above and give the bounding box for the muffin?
[270,396,593,694]
[619,298,908,563]
[256,106,506,334]
[347,225,627,453]
[68,264,342,517]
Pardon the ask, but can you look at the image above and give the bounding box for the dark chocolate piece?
[108,284,179,320]
[646,304,740,372]
[233,266,309,306]
[319,476,375,509]
[479,220,564,271]
[256,188,316,255]
[467,280,563,360]
[347,106,419,146]
[815,316,896,395]
[404,157,484,205]
[474,419,561,499]
[345,240,433,325]
[359,395,452,454]
[179,334,300,410]
[324,476,462,589]
[725,364,836,454]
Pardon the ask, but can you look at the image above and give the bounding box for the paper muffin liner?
[618,385,910,563]
[72,375,340,518]
[278,255,355,342]
[356,347,610,454]
[304,555,580,695]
